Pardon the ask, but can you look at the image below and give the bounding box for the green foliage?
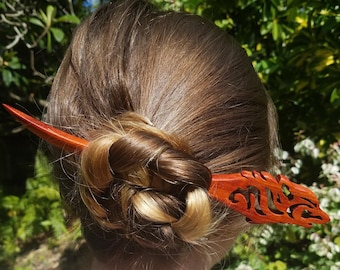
[0,151,66,268]
[28,5,80,52]
[0,0,83,110]
[1,2,84,265]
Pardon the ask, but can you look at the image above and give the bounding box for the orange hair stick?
[3,104,330,227]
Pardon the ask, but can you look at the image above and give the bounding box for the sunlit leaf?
[268,260,287,270]
[39,9,48,25]
[29,17,45,28]
[50,27,65,42]
[46,5,57,27]
[1,196,19,210]
[56,14,81,24]
[330,89,340,104]
[272,19,281,41]
[334,236,340,247]
[35,186,60,200]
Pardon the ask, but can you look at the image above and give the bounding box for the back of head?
[45,0,278,269]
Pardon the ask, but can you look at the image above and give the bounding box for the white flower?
[275,148,289,160]
[328,188,340,202]
[330,261,340,270]
[320,197,330,209]
[294,138,319,157]
[310,232,320,242]
[281,150,289,160]
[322,163,340,175]
[295,159,303,168]
[291,166,300,175]
[312,147,320,158]
[235,263,253,270]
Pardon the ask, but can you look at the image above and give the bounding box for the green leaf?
[334,236,340,247]
[272,19,281,41]
[8,56,21,69]
[330,89,340,103]
[1,195,19,209]
[56,14,80,24]
[34,151,52,180]
[284,228,297,243]
[46,5,57,27]
[29,17,45,28]
[47,31,52,53]
[39,9,48,25]
[35,186,60,200]
[17,205,36,241]
[261,22,272,35]
[50,27,65,42]
[268,260,287,270]
[2,69,13,86]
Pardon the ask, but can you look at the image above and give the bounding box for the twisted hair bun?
[79,112,213,249]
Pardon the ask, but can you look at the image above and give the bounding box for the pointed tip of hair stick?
[3,104,88,152]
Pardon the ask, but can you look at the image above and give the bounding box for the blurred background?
[0,0,339,269]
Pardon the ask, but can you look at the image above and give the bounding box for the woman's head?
[45,0,278,268]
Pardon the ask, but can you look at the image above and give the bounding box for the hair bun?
[79,112,213,248]
[108,128,211,191]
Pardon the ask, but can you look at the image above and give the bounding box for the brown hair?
[44,0,278,268]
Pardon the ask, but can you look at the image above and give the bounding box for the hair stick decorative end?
[210,171,330,228]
